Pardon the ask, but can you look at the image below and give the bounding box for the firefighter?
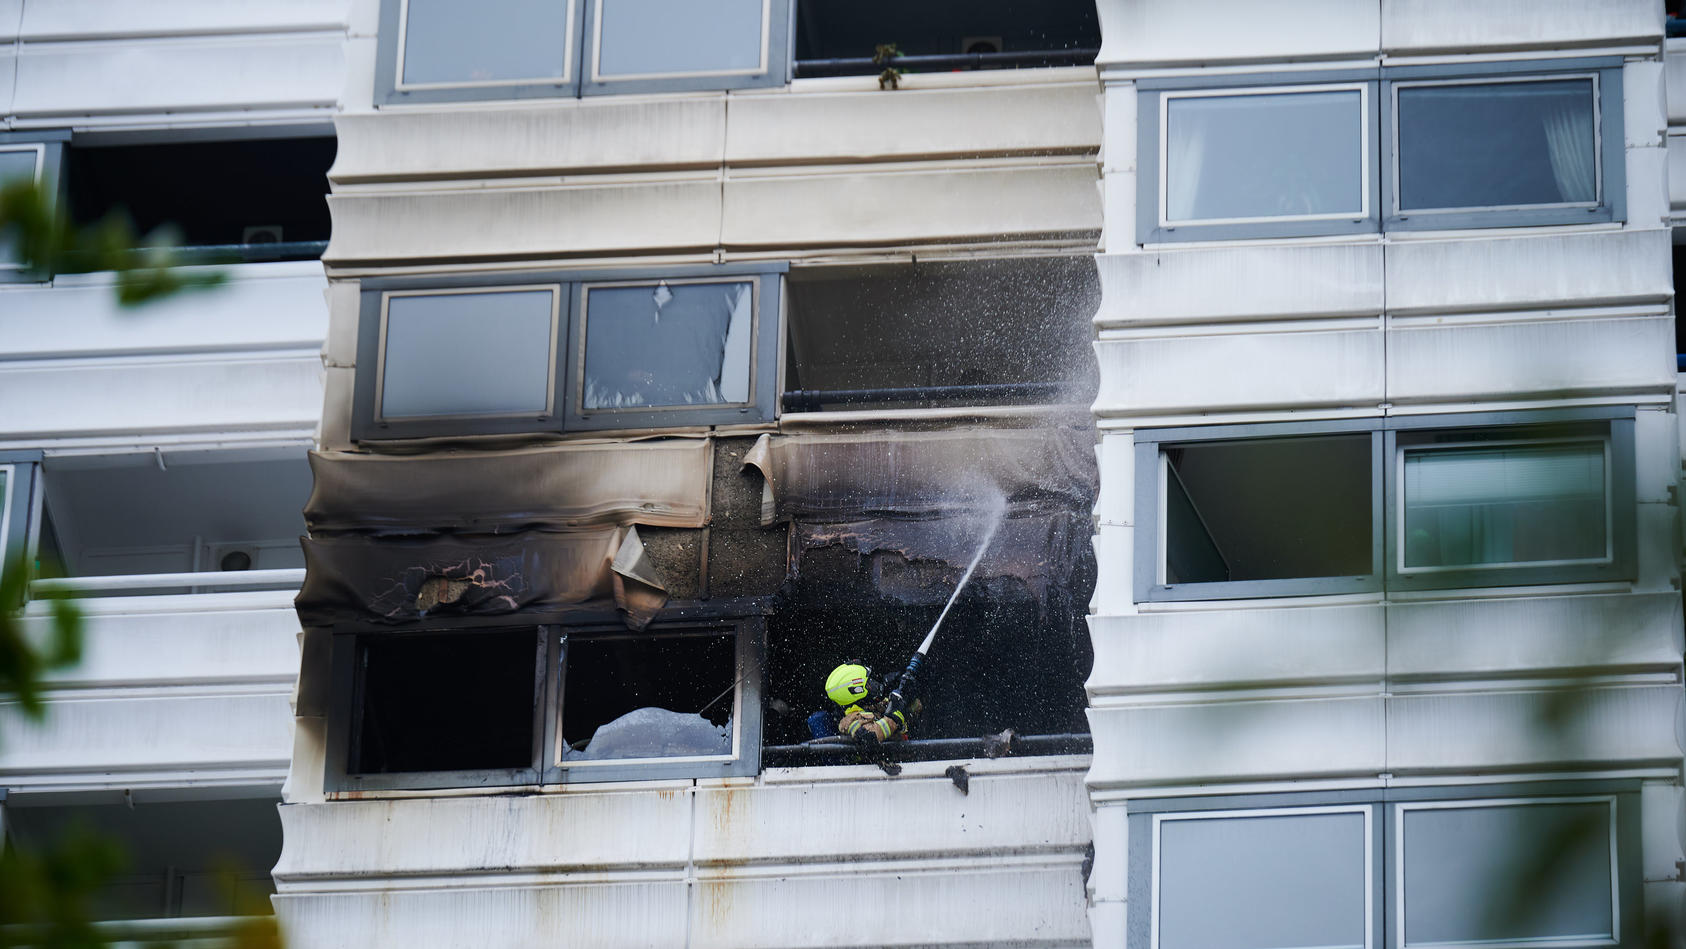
[808,661,923,743]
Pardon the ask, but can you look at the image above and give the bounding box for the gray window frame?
[1133,407,1637,603]
[1381,58,1625,232]
[580,0,791,96]
[0,132,68,283]
[0,451,42,600]
[373,0,792,105]
[374,0,586,104]
[1137,58,1625,244]
[1126,782,1642,949]
[1137,68,1383,244]
[324,609,765,793]
[351,264,786,442]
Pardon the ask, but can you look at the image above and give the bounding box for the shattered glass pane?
[380,289,555,420]
[560,630,736,762]
[400,0,572,86]
[353,629,538,774]
[582,281,752,410]
[596,0,764,79]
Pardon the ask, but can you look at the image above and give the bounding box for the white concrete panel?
[1090,523,1134,616]
[17,1,346,40]
[1627,60,1667,149]
[339,33,376,114]
[1634,500,1681,595]
[1386,684,1682,773]
[1086,697,1386,788]
[325,180,723,263]
[721,164,1101,250]
[692,770,1090,865]
[1101,163,1137,253]
[0,3,20,42]
[1093,327,1384,417]
[0,353,324,439]
[1629,146,1672,230]
[1088,803,1129,902]
[1090,902,1128,949]
[0,262,326,360]
[1386,593,1684,680]
[284,714,327,805]
[12,33,344,117]
[0,691,293,778]
[332,98,727,183]
[0,44,14,112]
[347,0,378,38]
[19,601,300,688]
[275,882,690,949]
[1386,316,1676,404]
[1096,0,1379,68]
[1101,85,1136,176]
[1089,605,1385,694]
[1095,244,1384,327]
[321,280,359,369]
[1636,407,1680,503]
[1094,430,1135,527]
[689,864,1090,949]
[725,82,1100,166]
[1384,230,1673,316]
[274,794,693,878]
[1642,782,1684,882]
[1381,0,1659,53]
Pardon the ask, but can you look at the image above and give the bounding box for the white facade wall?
[1090,1,1682,947]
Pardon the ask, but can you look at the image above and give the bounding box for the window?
[327,615,763,791]
[1130,786,1639,949]
[0,133,66,281]
[352,266,784,441]
[791,0,1101,77]
[375,0,791,104]
[1138,58,1624,242]
[0,452,41,598]
[1134,409,1635,602]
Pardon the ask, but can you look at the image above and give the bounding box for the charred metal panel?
[296,529,621,625]
[304,441,712,533]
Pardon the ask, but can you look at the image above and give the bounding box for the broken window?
[782,257,1098,412]
[580,280,754,411]
[1135,410,1635,602]
[350,627,543,777]
[327,616,762,791]
[354,268,782,441]
[559,628,739,765]
[793,0,1100,76]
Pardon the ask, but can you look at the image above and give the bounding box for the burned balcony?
[793,0,1101,78]
[782,257,1100,414]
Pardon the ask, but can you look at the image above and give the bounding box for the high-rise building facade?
[2,2,1683,948]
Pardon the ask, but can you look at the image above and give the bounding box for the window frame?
[0,132,68,282]
[351,264,786,442]
[579,0,791,96]
[324,610,765,793]
[1137,58,1625,244]
[1126,783,1642,949]
[373,0,791,105]
[1380,59,1625,232]
[1133,408,1637,603]
[0,451,42,600]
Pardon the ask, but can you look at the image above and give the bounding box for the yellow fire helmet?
[824,662,874,708]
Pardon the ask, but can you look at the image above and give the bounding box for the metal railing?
[794,48,1099,78]
[30,568,305,598]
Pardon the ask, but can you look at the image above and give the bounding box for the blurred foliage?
[0,179,225,306]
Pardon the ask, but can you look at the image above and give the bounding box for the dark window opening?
[4,798,281,920]
[782,257,1099,412]
[1675,243,1686,368]
[64,137,335,262]
[351,628,538,775]
[762,536,1095,753]
[560,629,736,761]
[794,0,1100,76]
[1165,436,1372,584]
